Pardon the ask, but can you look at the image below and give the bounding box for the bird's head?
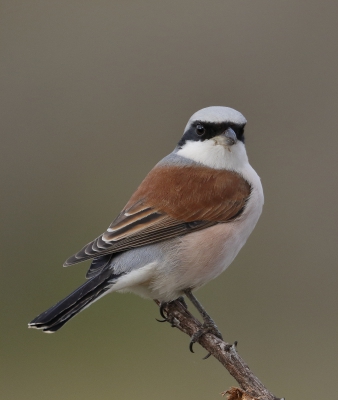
[176,106,249,170]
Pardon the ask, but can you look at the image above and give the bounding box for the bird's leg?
[184,289,222,337]
[176,295,188,310]
[184,289,223,358]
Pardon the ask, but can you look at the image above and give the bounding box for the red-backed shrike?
[29,106,264,344]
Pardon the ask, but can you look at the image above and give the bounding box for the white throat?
[176,139,249,171]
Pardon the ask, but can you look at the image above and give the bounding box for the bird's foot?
[155,296,188,324]
[155,301,170,322]
[189,316,223,359]
[183,288,223,358]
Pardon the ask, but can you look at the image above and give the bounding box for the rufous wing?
[63,165,251,267]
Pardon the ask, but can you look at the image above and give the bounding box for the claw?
[155,302,169,322]
[159,302,168,320]
[156,297,188,323]
[190,334,211,359]
[189,340,195,353]
[188,321,222,359]
[189,327,208,355]
[155,318,167,323]
[156,302,169,322]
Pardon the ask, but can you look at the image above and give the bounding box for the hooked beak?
[222,127,237,146]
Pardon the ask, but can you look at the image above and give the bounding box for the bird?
[29,106,264,347]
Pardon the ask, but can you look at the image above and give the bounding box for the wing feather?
[63,164,251,268]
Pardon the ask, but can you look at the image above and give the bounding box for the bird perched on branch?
[29,106,264,347]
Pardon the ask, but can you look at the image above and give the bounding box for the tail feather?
[38,292,106,333]
[28,269,121,333]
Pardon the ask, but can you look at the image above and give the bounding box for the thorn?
[230,345,237,353]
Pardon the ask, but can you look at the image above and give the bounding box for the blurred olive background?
[1,1,337,399]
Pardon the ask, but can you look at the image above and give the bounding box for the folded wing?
[63,164,251,270]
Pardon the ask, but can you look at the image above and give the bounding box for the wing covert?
[63,164,251,267]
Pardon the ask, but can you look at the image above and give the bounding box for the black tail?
[28,269,120,333]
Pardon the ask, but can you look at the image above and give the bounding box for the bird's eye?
[196,124,205,135]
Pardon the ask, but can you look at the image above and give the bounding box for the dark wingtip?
[63,254,83,267]
[63,258,74,267]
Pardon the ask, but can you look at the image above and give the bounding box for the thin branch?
[155,299,284,400]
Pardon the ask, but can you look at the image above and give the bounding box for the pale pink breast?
[175,222,240,290]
